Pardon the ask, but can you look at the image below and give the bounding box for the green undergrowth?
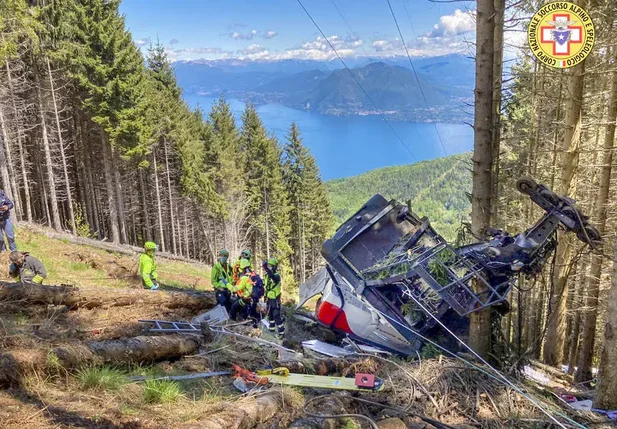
[143,379,182,403]
[77,366,128,391]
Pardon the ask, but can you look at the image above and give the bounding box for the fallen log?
[181,388,294,429]
[528,359,573,383]
[52,334,201,367]
[0,282,215,310]
[275,357,364,375]
[18,222,201,264]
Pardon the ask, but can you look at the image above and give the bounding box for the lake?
[184,94,473,181]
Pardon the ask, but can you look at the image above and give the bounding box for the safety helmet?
[144,241,157,251]
[241,249,251,259]
[219,249,229,257]
[9,251,22,263]
[267,257,279,267]
[240,259,251,270]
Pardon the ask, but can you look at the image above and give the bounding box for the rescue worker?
[0,189,16,252]
[9,251,47,284]
[229,259,253,321]
[230,259,264,327]
[232,249,252,283]
[139,241,159,290]
[262,257,285,335]
[211,249,233,311]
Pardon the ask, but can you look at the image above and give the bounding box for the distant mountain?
[174,54,474,123]
[326,153,472,241]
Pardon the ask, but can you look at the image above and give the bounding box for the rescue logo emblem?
[527,1,595,69]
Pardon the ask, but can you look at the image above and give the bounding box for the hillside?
[326,153,472,241]
[174,55,474,122]
[2,224,210,290]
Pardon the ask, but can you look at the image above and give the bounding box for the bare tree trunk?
[0,109,17,224]
[575,56,617,382]
[138,168,152,241]
[162,139,177,253]
[544,58,586,367]
[47,57,75,234]
[153,150,165,251]
[594,241,617,409]
[101,133,120,244]
[469,0,497,359]
[34,64,62,231]
[490,0,504,226]
[110,145,128,244]
[5,59,29,221]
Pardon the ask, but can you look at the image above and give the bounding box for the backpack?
[250,273,264,299]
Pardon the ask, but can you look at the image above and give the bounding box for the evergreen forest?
[0,0,333,291]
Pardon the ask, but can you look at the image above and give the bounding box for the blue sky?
[118,0,486,62]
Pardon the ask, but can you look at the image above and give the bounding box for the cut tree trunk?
[181,388,295,429]
[0,282,215,310]
[52,334,201,368]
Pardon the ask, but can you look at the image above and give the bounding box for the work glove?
[151,283,159,290]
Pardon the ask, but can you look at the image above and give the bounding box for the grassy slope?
[326,153,473,241]
[0,225,211,290]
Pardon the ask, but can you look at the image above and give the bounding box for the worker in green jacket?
[211,249,233,311]
[263,257,285,335]
[139,241,159,290]
[233,249,252,283]
[230,259,253,321]
[229,259,264,327]
[9,251,47,284]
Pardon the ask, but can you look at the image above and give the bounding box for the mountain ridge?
[174,54,474,123]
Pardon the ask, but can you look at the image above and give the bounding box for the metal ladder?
[139,319,200,332]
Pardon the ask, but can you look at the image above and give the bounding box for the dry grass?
[1,225,211,291]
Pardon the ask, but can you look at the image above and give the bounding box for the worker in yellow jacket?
[139,241,159,290]
[211,249,233,311]
[263,257,284,335]
[229,259,264,327]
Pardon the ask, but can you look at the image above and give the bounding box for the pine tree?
[282,122,332,285]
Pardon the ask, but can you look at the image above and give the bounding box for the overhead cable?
[385,0,450,158]
[296,0,419,163]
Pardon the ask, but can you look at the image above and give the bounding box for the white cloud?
[238,44,267,56]
[263,30,278,39]
[166,47,231,61]
[135,39,149,46]
[169,38,179,45]
[231,29,258,40]
[426,9,475,38]
[373,38,403,52]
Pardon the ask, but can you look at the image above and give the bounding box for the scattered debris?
[302,340,354,358]
[128,370,231,382]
